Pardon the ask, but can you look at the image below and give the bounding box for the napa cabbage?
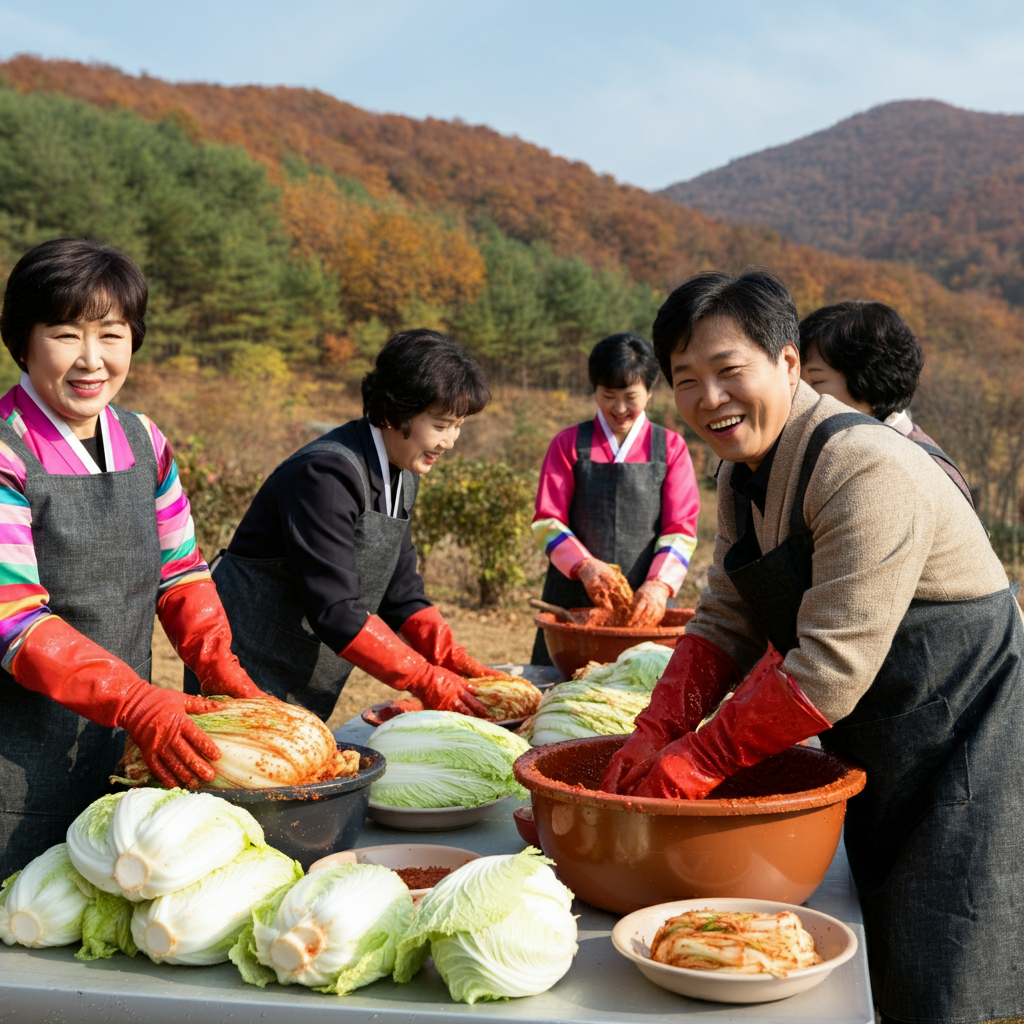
[573,641,673,691]
[230,862,414,994]
[520,642,673,745]
[394,848,577,1003]
[117,697,354,789]
[66,789,265,901]
[366,710,529,808]
[0,844,90,947]
[132,846,302,965]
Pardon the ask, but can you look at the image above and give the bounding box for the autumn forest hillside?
[662,100,1024,307]
[3,56,1024,550]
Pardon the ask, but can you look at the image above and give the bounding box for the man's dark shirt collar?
[729,435,782,515]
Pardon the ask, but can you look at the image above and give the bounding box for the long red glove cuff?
[629,644,831,799]
[599,633,740,792]
[341,614,490,716]
[398,605,501,679]
[642,634,742,738]
[10,615,222,787]
[12,615,153,727]
[157,579,267,699]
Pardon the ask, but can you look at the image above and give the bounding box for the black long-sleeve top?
[228,418,430,652]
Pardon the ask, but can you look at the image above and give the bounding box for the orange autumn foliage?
[281,175,485,327]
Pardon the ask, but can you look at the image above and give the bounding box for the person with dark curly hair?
[186,329,500,720]
[799,300,973,506]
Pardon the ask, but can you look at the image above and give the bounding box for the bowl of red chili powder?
[308,843,481,902]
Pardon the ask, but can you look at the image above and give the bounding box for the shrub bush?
[413,456,537,606]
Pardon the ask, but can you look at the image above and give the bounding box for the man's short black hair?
[588,332,660,391]
[651,270,799,383]
[362,329,491,434]
[0,238,148,369]
[799,301,923,421]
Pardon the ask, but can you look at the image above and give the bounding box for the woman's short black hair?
[362,329,491,433]
[588,332,659,391]
[0,238,148,369]
[799,301,923,421]
[651,270,799,383]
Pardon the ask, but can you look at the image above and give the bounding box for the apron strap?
[576,420,593,463]
[788,411,881,537]
[648,422,667,464]
[912,439,961,474]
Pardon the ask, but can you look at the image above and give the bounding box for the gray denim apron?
[725,412,1024,1023]
[532,420,668,664]
[191,431,417,721]
[0,408,160,878]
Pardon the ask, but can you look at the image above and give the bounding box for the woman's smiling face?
[381,404,465,475]
[25,311,133,440]
[594,381,651,444]
[670,316,800,469]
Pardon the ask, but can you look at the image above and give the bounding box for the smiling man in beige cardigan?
[602,270,1024,1024]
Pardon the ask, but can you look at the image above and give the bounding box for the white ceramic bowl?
[610,897,858,1004]
[308,843,480,901]
[366,796,511,831]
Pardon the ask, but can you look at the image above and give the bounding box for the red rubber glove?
[157,579,270,699]
[628,579,672,628]
[600,634,741,792]
[10,616,223,789]
[621,644,831,799]
[398,605,504,679]
[574,557,629,612]
[341,614,491,717]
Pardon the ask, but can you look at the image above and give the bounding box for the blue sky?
[2,0,1023,190]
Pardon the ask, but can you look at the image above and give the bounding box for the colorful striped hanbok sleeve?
[137,414,211,593]
[0,437,51,666]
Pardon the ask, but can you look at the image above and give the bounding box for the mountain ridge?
[660,99,1024,304]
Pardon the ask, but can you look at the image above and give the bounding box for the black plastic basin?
[208,743,385,870]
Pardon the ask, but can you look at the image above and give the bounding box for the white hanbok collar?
[884,409,912,437]
[20,373,114,474]
[368,422,404,518]
[596,409,647,464]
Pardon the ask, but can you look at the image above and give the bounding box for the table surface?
[0,716,874,1024]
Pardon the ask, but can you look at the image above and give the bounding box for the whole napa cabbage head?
[394,848,578,1004]
[66,789,265,901]
[118,698,354,789]
[132,846,303,965]
[367,710,529,809]
[519,680,651,746]
[0,843,90,948]
[230,862,414,994]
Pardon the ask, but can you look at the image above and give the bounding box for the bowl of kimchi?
[611,897,858,1003]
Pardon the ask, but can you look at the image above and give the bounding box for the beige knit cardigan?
[686,381,1008,723]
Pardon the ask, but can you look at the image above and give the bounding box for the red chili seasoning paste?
[395,865,451,889]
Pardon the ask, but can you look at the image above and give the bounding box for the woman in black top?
[186,330,500,720]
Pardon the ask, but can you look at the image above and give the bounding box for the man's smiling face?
[670,315,800,470]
